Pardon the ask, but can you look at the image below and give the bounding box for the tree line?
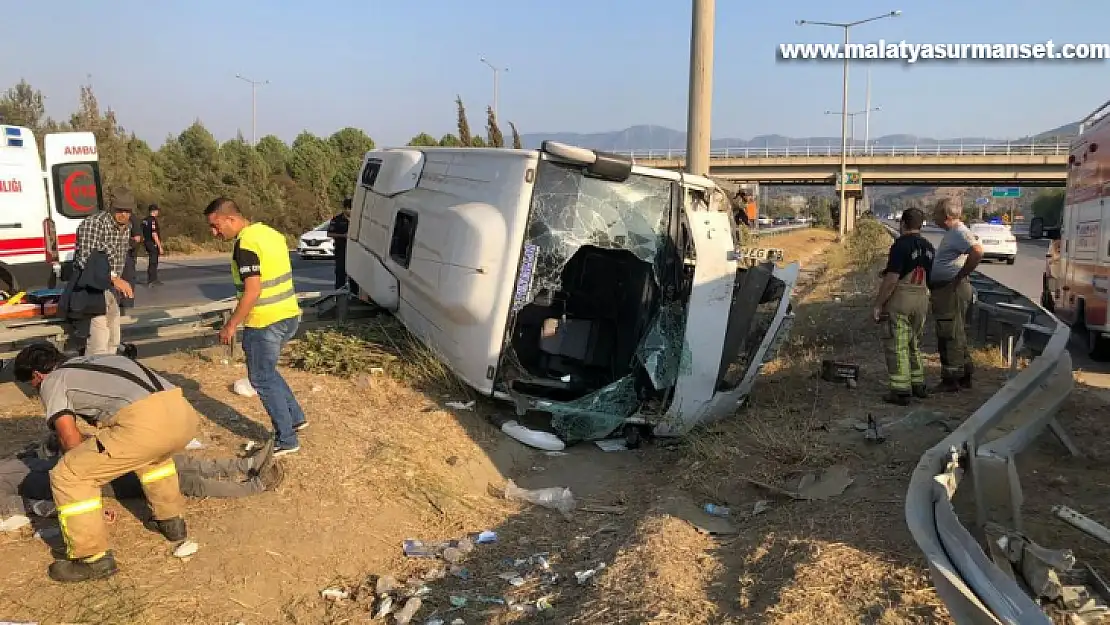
[0,80,522,252]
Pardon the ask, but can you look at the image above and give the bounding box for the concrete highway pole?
[685,0,715,176]
[838,27,850,237]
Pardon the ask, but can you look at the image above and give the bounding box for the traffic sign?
[975,197,989,206]
[992,187,1021,198]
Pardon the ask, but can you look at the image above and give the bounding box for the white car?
[969,223,1017,265]
[297,221,335,259]
[757,216,773,227]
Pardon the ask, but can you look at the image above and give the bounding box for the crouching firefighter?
[872,208,936,406]
[12,342,200,582]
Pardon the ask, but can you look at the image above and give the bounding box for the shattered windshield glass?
[498,159,687,442]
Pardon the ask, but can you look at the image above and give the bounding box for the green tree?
[1031,189,1065,225]
[486,106,504,148]
[439,134,462,147]
[407,132,439,147]
[255,135,291,176]
[289,131,338,217]
[471,135,487,148]
[328,127,375,160]
[0,79,47,132]
[455,95,472,146]
[508,121,523,149]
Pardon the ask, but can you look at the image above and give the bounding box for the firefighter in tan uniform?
[11,342,200,582]
[872,208,936,406]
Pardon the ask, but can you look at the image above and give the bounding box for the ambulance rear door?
[43,132,103,264]
[0,125,51,290]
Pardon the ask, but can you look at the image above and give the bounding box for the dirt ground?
[0,225,1025,624]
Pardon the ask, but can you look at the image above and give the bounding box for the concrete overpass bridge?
[620,142,1070,187]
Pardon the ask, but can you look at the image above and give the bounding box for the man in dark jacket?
[327,198,353,292]
[141,204,164,286]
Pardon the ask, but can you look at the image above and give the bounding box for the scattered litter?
[501,420,566,451]
[173,540,199,558]
[377,575,400,594]
[445,400,475,411]
[476,530,497,544]
[473,596,506,605]
[543,451,568,457]
[504,479,576,518]
[703,503,730,517]
[575,562,606,585]
[450,620,465,625]
[185,438,205,451]
[744,465,854,501]
[498,572,526,586]
[404,539,438,558]
[820,359,859,382]
[664,494,738,536]
[752,500,770,516]
[1054,506,1110,546]
[426,619,445,625]
[0,515,30,532]
[232,378,256,397]
[449,566,470,580]
[375,595,394,619]
[595,439,628,452]
[449,596,468,608]
[311,384,323,393]
[320,587,349,601]
[370,367,385,374]
[242,440,259,453]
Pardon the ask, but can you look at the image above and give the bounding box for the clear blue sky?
[1,0,1106,147]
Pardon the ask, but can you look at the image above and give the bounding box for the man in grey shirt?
[928,199,984,392]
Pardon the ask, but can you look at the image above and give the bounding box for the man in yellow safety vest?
[204,198,307,457]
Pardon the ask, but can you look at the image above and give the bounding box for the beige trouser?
[81,290,121,356]
[50,388,200,559]
[879,282,930,392]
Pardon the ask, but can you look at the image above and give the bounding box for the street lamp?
[479,57,508,121]
[797,10,900,237]
[235,73,270,146]
[824,107,881,155]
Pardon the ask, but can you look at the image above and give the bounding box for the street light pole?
[864,67,873,152]
[479,57,508,121]
[797,10,900,237]
[825,107,881,156]
[235,74,270,146]
[685,0,716,176]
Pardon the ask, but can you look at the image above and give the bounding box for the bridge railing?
[615,142,1071,160]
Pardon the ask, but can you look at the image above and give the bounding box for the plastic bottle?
[703,503,730,517]
[393,597,421,624]
[503,479,576,516]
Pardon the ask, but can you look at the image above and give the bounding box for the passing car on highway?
[757,216,773,227]
[968,223,1017,265]
[297,221,335,259]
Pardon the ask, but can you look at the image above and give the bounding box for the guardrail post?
[971,444,1026,533]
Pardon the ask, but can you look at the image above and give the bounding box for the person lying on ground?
[0,437,283,519]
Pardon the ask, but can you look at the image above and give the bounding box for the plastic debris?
[504,479,576,517]
[377,575,400,594]
[232,377,257,397]
[595,439,628,452]
[426,619,445,625]
[185,438,205,450]
[444,400,475,411]
[403,539,438,558]
[0,515,30,532]
[450,620,465,625]
[394,597,422,624]
[703,503,730,517]
[449,566,470,580]
[320,588,349,601]
[476,530,497,544]
[575,562,607,585]
[449,596,468,608]
[752,500,770,516]
[173,540,199,558]
[375,596,394,619]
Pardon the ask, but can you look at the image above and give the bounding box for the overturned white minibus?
[346,141,799,448]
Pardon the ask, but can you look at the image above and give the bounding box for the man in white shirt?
[928,198,984,392]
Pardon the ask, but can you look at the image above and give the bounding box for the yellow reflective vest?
[232,223,300,328]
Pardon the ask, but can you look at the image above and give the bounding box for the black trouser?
[145,246,160,284]
[334,243,348,290]
[120,251,137,309]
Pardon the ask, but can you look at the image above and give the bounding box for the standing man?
[73,187,135,355]
[118,212,142,311]
[205,198,307,457]
[327,198,352,291]
[929,198,984,392]
[142,204,165,286]
[872,208,935,405]
[10,342,200,582]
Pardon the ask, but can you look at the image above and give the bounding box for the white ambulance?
[0,125,102,296]
[347,141,800,448]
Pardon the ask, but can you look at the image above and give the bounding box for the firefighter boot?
[48,551,119,583]
[937,377,961,393]
[883,391,911,406]
[911,383,929,399]
[144,517,187,543]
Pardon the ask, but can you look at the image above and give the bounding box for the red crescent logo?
[62,170,96,213]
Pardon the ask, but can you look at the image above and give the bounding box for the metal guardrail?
[878,223,1078,623]
[615,143,1070,160]
[0,290,368,361]
[751,223,812,237]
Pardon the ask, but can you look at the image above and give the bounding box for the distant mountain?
[519,122,1078,153]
